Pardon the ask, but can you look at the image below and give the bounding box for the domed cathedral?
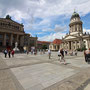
[69,11,83,36]
[60,11,90,50]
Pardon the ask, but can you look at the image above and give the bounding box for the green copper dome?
[71,11,80,19]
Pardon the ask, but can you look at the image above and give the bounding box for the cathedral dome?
[71,11,80,19]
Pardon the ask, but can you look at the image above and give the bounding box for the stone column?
[65,43,67,49]
[71,42,73,50]
[10,34,13,46]
[89,39,90,48]
[68,42,70,50]
[77,25,79,31]
[79,40,82,48]
[87,39,90,49]
[74,25,75,32]
[3,33,6,46]
[63,43,64,49]
[75,41,77,50]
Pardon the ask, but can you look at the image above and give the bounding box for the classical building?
[61,11,90,50]
[49,39,62,51]
[0,15,37,51]
[24,33,37,51]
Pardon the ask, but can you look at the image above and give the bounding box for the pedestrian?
[40,49,42,55]
[74,50,77,56]
[43,49,45,54]
[31,49,33,55]
[48,49,51,59]
[58,50,61,60]
[26,50,29,55]
[60,48,66,65]
[84,48,90,63]
[65,50,67,55]
[4,49,7,58]
[11,50,15,57]
[8,50,11,58]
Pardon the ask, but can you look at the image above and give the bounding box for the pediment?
[64,35,76,40]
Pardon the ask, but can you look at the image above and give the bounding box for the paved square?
[11,63,76,90]
[0,52,90,90]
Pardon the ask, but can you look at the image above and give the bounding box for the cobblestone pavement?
[0,52,90,90]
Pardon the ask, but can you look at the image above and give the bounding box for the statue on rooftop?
[6,15,11,20]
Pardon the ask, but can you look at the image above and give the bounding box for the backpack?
[4,50,7,54]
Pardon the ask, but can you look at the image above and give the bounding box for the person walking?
[48,49,51,59]
[60,48,66,65]
[84,48,90,63]
[8,50,11,58]
[11,50,15,57]
[4,49,7,58]
[26,50,29,55]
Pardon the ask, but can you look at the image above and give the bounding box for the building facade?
[24,33,37,51]
[0,15,37,51]
[61,12,90,50]
[49,39,62,51]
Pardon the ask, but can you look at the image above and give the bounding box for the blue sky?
[0,0,90,41]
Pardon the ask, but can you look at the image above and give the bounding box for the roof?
[52,39,62,44]
[71,11,80,19]
[0,18,23,27]
[37,41,51,44]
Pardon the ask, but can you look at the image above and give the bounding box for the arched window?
[75,25,77,31]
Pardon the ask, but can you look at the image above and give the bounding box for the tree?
[42,45,47,50]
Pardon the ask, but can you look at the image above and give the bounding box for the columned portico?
[2,33,24,47]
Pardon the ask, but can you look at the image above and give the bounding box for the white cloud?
[0,0,90,39]
[83,28,90,33]
[36,32,45,35]
[38,32,66,41]
[42,28,53,32]
[54,25,67,32]
[0,0,90,20]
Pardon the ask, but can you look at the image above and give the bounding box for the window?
[54,45,56,49]
[77,41,79,43]
[84,41,86,43]
[0,34,3,39]
[50,46,52,49]
[75,25,77,31]
[0,40,2,46]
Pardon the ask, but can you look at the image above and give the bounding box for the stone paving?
[0,52,90,90]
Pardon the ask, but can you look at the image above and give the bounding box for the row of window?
[50,45,59,49]
[70,25,82,32]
